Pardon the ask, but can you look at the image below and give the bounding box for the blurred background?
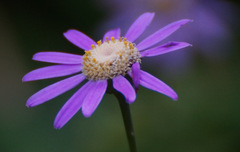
[0,0,240,151]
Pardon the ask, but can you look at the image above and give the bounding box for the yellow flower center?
[82,37,141,80]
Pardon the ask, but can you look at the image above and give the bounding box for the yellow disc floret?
[82,37,141,80]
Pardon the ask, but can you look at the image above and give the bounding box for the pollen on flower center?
[82,37,141,80]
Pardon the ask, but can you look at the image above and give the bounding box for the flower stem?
[113,90,137,152]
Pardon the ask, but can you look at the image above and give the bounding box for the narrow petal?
[54,81,93,129]
[63,29,96,50]
[113,75,136,103]
[139,70,178,101]
[82,80,107,118]
[131,62,141,90]
[137,19,191,51]
[22,65,82,82]
[141,41,191,57]
[103,28,121,42]
[125,12,155,42]
[33,52,82,64]
[26,74,85,107]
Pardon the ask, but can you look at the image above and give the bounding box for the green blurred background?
[0,0,240,151]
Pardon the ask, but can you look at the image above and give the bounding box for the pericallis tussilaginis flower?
[22,12,191,129]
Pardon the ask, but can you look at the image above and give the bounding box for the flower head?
[82,37,141,80]
[23,12,191,129]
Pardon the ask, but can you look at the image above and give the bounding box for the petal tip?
[22,75,29,82]
[183,19,193,23]
[177,19,193,26]
[172,96,178,101]
[166,88,178,101]
[32,53,37,60]
[63,29,75,33]
[148,12,155,16]
[53,118,65,129]
[63,29,70,35]
[146,12,155,20]
[26,100,34,108]
[181,42,192,47]
[53,123,62,130]
[26,98,36,107]
[189,19,194,23]
[82,111,92,118]
[146,11,155,15]
[82,105,97,118]
[32,52,44,61]
[182,42,193,48]
[63,31,69,37]
[26,104,31,108]
[126,98,136,104]
[63,29,78,38]
[170,92,178,101]
[126,92,136,103]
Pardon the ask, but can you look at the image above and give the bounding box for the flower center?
[82,37,141,80]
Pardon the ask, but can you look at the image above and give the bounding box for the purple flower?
[23,12,191,129]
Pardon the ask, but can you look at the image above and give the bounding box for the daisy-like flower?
[23,12,191,129]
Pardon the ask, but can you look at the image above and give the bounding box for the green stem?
[113,90,137,152]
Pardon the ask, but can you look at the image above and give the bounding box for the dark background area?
[0,0,240,151]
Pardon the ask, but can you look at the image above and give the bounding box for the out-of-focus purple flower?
[23,12,191,129]
[97,0,234,74]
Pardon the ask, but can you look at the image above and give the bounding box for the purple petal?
[103,28,121,42]
[26,74,85,107]
[141,41,191,57]
[131,62,141,90]
[33,52,83,64]
[113,75,136,103]
[63,29,96,50]
[125,12,155,42]
[81,80,108,118]
[137,19,191,51]
[54,81,93,129]
[139,70,178,101]
[22,65,82,82]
